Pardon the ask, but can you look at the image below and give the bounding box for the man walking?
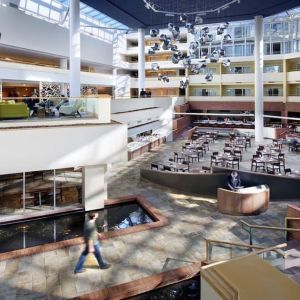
[74,212,110,274]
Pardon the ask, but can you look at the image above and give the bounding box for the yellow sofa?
[0,102,29,119]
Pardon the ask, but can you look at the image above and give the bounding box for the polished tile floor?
[0,135,299,299]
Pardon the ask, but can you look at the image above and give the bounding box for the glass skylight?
[15,0,128,42]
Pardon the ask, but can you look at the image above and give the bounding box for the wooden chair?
[234,150,242,161]
[245,138,251,148]
[203,141,209,152]
[211,155,223,167]
[278,157,285,172]
[226,157,239,169]
[251,159,265,172]
[174,152,184,162]
[202,166,211,173]
[151,163,159,170]
[188,152,199,163]
[182,160,190,172]
[163,165,172,172]
[196,147,204,158]
[224,149,232,155]
[266,162,280,174]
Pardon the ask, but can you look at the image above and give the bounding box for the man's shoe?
[74,268,87,274]
[101,264,111,270]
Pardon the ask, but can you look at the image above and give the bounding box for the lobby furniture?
[59,99,82,117]
[0,103,29,119]
[217,185,269,215]
[226,157,240,169]
[266,162,280,174]
[284,168,292,175]
[212,167,300,200]
[173,152,185,162]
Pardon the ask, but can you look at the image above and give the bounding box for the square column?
[69,0,81,97]
[254,16,264,142]
[138,28,145,95]
[83,165,107,211]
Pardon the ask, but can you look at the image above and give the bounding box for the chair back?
[151,163,159,170]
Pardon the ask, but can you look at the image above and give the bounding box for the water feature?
[128,275,200,300]
[0,201,153,253]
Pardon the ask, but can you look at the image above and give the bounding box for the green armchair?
[0,103,29,119]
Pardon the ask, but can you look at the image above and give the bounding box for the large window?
[264,88,282,96]
[226,89,251,96]
[264,65,282,73]
[227,66,251,74]
[0,168,83,218]
[194,88,217,96]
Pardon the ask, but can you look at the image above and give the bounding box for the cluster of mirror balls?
[149,14,232,88]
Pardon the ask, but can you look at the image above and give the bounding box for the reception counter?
[217,185,270,215]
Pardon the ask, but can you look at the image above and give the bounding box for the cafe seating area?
[149,127,300,179]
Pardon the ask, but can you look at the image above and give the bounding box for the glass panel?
[234,45,244,56]
[272,43,281,54]
[38,5,50,18]
[24,170,54,213]
[0,173,24,217]
[55,168,82,207]
[234,26,243,39]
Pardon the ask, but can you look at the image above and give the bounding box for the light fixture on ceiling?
[142,0,241,19]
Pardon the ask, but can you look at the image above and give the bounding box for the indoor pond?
[0,201,153,253]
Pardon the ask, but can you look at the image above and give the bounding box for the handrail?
[240,219,300,245]
[205,239,285,262]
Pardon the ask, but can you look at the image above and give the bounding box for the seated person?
[226,171,243,191]
[139,89,146,98]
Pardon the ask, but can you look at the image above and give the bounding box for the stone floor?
[0,134,300,299]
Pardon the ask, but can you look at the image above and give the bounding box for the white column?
[113,68,117,99]
[254,16,264,142]
[138,28,145,95]
[83,165,107,210]
[69,0,81,98]
[184,68,189,102]
[59,58,68,96]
